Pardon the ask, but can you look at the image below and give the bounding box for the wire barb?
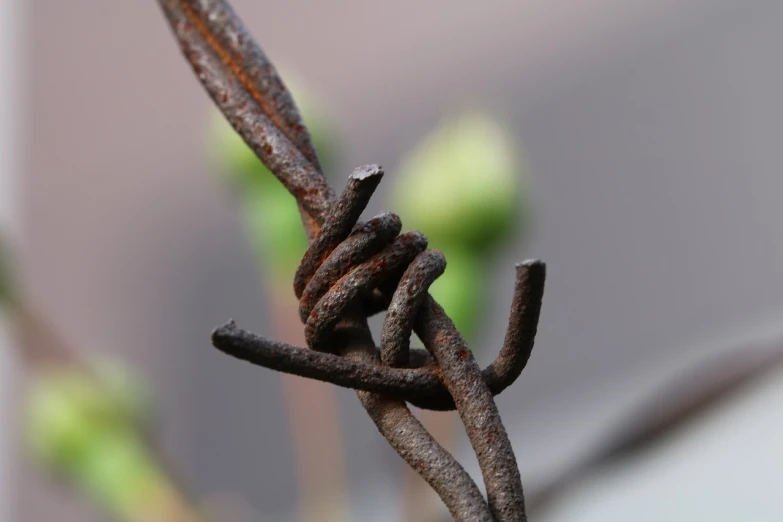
[212,258,545,411]
[294,164,385,299]
[381,249,446,367]
[299,212,402,322]
[159,1,546,520]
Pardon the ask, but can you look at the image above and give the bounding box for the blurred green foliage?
[392,111,526,251]
[26,365,164,521]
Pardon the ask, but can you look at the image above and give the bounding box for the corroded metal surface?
[159,1,546,520]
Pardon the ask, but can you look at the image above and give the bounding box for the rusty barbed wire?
[158,1,545,520]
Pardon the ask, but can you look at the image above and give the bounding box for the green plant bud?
[27,372,100,472]
[26,368,168,521]
[26,369,132,472]
[428,245,483,341]
[393,110,527,251]
[241,183,308,282]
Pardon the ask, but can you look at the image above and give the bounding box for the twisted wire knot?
[211,164,545,521]
[212,165,545,411]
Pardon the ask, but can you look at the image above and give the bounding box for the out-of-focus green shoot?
[392,111,529,341]
[209,76,337,282]
[393,111,524,250]
[25,365,173,522]
[2,232,198,522]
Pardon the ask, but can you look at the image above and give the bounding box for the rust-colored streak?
[304,213,321,237]
[177,1,290,147]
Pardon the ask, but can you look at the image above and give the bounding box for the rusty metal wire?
[158,1,546,520]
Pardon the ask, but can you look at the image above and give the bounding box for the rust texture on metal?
[294,165,384,300]
[214,260,545,411]
[158,0,334,238]
[299,212,402,322]
[381,249,446,367]
[159,1,546,520]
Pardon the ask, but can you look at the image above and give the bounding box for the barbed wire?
[159,2,546,520]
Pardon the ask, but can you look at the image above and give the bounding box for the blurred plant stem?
[210,77,351,522]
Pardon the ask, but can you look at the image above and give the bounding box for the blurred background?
[3,0,783,520]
